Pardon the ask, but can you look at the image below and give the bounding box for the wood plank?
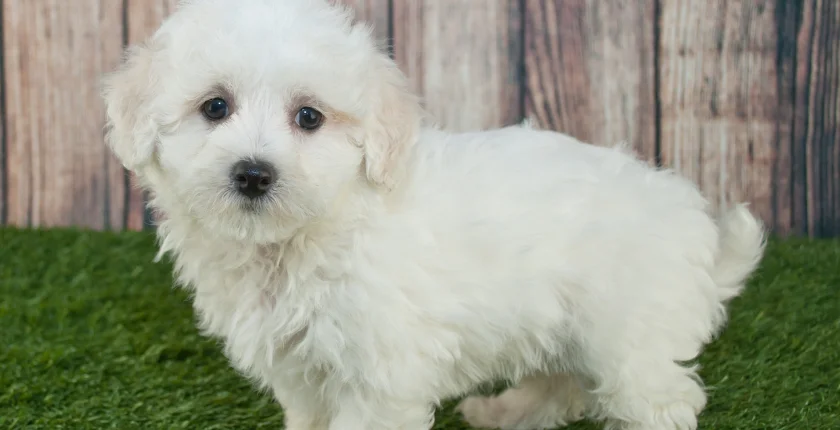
[3,0,125,229]
[524,0,657,161]
[794,0,840,237]
[126,0,180,44]
[825,0,840,238]
[0,1,5,224]
[773,0,801,237]
[392,0,523,132]
[330,0,391,51]
[122,0,181,230]
[659,0,780,229]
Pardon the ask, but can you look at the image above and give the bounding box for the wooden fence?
[0,0,837,237]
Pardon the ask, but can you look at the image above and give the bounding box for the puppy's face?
[103,0,420,241]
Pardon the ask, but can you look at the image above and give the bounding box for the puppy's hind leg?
[457,372,590,429]
[585,356,706,430]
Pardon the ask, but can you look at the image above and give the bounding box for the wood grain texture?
[126,0,179,43]
[392,0,523,132]
[122,0,181,230]
[0,1,6,224]
[524,0,657,160]
[3,0,125,229]
[331,0,391,51]
[659,0,780,226]
[773,0,802,236]
[0,1,836,237]
[791,0,840,237]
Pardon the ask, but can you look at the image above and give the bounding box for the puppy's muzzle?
[230,159,276,199]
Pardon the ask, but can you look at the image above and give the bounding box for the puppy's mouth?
[229,190,279,213]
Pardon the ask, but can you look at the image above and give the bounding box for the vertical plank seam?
[773,0,794,236]
[830,0,840,236]
[386,0,394,58]
[121,0,131,231]
[101,0,124,231]
[717,0,729,212]
[22,0,30,226]
[791,0,807,237]
[24,4,33,227]
[808,0,821,236]
[804,0,818,237]
[653,0,662,167]
[816,0,835,237]
[823,0,837,237]
[517,0,526,124]
[790,0,811,237]
[0,0,7,224]
[814,0,826,236]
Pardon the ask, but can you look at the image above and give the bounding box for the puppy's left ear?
[101,42,160,172]
[360,55,423,191]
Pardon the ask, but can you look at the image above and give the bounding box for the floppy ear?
[361,55,423,191]
[101,43,160,172]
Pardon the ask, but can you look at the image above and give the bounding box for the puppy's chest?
[181,258,322,373]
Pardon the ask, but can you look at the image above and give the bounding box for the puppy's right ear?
[101,43,159,171]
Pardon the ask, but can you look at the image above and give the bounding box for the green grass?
[1,227,838,430]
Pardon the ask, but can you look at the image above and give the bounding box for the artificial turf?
[1,226,838,430]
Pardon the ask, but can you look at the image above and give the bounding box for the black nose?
[231,160,275,199]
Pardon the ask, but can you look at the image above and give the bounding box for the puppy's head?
[102,0,421,241]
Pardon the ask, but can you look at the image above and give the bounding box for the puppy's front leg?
[283,408,328,430]
[274,384,329,430]
[328,392,434,430]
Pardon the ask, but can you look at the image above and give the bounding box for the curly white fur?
[101,1,766,429]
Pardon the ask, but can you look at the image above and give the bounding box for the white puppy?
[101,1,766,429]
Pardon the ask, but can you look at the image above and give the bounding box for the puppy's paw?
[457,395,563,430]
[456,389,585,430]
[457,395,510,429]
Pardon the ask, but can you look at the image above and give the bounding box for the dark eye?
[294,107,323,130]
[202,98,229,120]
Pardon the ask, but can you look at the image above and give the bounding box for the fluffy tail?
[712,204,767,303]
